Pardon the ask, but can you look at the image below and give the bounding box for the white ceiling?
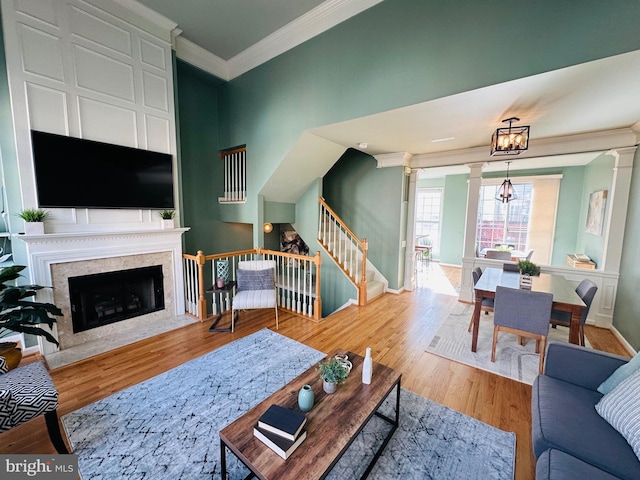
[133,0,640,179]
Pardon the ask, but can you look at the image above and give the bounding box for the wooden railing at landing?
[182,247,322,322]
[318,197,368,306]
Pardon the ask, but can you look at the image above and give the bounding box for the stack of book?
[253,404,307,459]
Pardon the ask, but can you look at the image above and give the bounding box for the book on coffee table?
[257,404,307,441]
[254,425,307,459]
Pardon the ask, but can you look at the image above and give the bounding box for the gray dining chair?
[550,279,597,346]
[491,286,553,374]
[502,262,519,272]
[486,250,512,261]
[467,267,495,332]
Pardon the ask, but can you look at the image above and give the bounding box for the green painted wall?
[576,155,615,267]
[323,149,405,290]
[439,174,468,265]
[175,60,253,255]
[615,148,640,349]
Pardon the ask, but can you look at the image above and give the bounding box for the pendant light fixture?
[496,161,517,203]
[490,117,530,156]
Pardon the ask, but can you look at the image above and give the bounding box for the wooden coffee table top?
[219,348,401,480]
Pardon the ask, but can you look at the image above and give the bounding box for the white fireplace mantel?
[14,228,190,353]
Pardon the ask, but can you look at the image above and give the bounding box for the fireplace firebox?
[69,265,164,333]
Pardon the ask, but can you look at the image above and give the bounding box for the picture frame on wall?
[585,190,608,236]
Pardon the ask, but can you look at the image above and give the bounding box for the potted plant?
[0,265,62,369]
[159,210,175,229]
[18,208,50,235]
[517,260,540,289]
[317,357,349,394]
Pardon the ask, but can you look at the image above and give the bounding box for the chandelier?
[490,117,530,156]
[496,161,517,203]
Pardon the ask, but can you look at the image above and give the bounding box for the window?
[415,188,442,255]
[476,183,532,253]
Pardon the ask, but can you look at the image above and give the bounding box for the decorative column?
[459,163,486,303]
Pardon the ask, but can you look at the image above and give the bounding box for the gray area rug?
[62,329,515,479]
[426,302,590,385]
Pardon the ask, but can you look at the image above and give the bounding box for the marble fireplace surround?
[16,229,189,356]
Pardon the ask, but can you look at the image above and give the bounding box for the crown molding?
[175,37,229,80]
[110,0,178,39]
[374,152,413,168]
[410,128,638,169]
[169,0,382,81]
[228,0,383,79]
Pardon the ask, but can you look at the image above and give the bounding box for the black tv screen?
[30,130,175,209]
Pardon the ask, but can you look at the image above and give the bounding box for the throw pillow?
[598,350,640,394]
[237,268,274,291]
[0,356,7,375]
[595,367,640,462]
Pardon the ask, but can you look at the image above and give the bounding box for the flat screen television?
[30,130,175,209]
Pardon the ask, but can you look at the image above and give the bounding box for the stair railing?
[183,247,322,322]
[317,196,368,306]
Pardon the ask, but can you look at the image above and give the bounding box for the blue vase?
[298,384,314,412]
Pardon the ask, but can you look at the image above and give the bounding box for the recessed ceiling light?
[357,142,368,149]
[431,137,455,143]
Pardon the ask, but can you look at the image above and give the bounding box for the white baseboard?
[610,325,637,356]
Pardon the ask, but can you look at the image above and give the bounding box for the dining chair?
[550,279,597,346]
[491,286,553,374]
[525,249,534,261]
[486,250,512,260]
[502,262,519,272]
[467,267,495,332]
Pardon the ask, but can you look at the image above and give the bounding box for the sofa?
[532,342,640,479]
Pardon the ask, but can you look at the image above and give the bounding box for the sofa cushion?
[532,375,640,480]
[596,368,640,462]
[236,268,274,291]
[598,350,640,395]
[536,449,622,480]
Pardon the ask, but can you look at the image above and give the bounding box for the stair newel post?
[314,251,322,320]
[196,250,207,321]
[359,239,368,306]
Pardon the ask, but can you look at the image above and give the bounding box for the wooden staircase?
[317,197,386,305]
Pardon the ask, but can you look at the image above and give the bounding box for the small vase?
[0,342,22,370]
[323,380,336,394]
[298,384,314,411]
[161,218,174,229]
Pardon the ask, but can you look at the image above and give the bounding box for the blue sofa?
[532,342,640,480]
[531,342,640,480]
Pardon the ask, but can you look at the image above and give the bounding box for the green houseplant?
[318,357,349,394]
[159,210,175,229]
[517,260,541,276]
[0,265,62,353]
[18,208,50,235]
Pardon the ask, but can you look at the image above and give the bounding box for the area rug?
[426,302,590,385]
[62,329,515,479]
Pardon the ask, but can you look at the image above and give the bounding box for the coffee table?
[219,348,401,479]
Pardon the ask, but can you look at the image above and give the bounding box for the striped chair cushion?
[0,355,7,374]
[0,361,58,432]
[596,367,640,462]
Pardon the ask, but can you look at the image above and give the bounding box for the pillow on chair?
[237,268,274,291]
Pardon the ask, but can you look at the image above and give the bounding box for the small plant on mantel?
[18,208,50,222]
[158,210,175,220]
[518,259,541,276]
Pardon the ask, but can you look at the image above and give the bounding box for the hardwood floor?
[0,264,629,480]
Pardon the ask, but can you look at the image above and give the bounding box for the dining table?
[470,267,586,352]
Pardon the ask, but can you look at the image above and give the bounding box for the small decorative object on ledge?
[216,259,229,283]
[158,210,175,229]
[318,356,349,394]
[517,260,540,290]
[19,208,49,235]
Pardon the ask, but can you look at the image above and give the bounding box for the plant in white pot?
[159,210,175,229]
[18,208,50,235]
[317,357,349,394]
[517,260,540,289]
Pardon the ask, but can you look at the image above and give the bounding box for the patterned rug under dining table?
[219,348,401,480]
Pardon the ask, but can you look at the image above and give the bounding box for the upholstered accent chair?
[0,356,69,453]
[231,260,279,332]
